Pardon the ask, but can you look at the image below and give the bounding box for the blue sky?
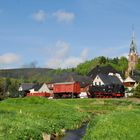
[0,0,140,69]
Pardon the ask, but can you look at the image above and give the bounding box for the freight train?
[88,84,125,98]
[26,82,125,98]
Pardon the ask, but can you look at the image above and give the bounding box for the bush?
[133,84,140,98]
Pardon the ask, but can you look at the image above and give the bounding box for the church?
[124,31,140,91]
[127,31,139,75]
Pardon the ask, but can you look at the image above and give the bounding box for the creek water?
[51,123,88,140]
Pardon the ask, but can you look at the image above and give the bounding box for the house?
[19,83,36,93]
[123,76,138,97]
[92,73,122,86]
[123,77,136,90]
[27,83,52,97]
[88,65,123,82]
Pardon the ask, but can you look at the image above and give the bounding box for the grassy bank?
[83,99,140,140]
[0,97,140,140]
[0,97,90,140]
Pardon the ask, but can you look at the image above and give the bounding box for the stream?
[51,123,88,140]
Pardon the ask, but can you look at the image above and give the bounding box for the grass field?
[0,97,140,140]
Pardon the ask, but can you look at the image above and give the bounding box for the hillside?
[0,56,129,82]
[0,68,54,81]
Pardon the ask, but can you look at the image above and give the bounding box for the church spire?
[127,28,139,75]
[129,27,137,54]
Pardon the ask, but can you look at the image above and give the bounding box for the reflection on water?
[52,123,88,140]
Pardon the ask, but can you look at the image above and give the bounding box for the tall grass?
[0,97,139,140]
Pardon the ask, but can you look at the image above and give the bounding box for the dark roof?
[52,72,92,88]
[32,83,43,91]
[97,73,122,85]
[87,65,121,79]
[19,83,36,91]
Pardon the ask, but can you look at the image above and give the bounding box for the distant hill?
[0,56,129,82]
[0,68,53,79]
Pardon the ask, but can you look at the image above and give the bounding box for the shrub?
[133,83,140,98]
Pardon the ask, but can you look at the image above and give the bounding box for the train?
[25,82,125,98]
[53,82,81,98]
[88,84,125,98]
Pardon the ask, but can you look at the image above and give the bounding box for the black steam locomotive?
[89,84,125,98]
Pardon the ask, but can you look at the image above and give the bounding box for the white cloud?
[45,41,89,69]
[53,10,75,23]
[0,53,20,65]
[32,10,47,22]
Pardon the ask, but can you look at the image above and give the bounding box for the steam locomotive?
[88,84,125,98]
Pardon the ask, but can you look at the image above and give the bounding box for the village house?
[123,77,136,90]
[88,65,123,83]
[92,73,122,86]
[18,83,36,96]
[19,83,52,97]
[27,83,52,97]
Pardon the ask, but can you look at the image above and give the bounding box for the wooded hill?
[0,56,129,82]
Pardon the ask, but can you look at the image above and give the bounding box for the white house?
[93,73,122,86]
[29,83,52,93]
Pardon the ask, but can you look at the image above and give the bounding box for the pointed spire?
[132,24,135,39]
[129,25,137,54]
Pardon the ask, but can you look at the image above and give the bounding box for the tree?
[0,79,5,100]
[8,79,20,98]
[99,56,107,65]
[136,58,140,71]
[133,84,140,98]
[118,57,128,73]
[112,57,119,64]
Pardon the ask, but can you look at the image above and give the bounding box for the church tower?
[128,31,138,74]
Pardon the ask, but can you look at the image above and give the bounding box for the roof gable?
[97,73,122,85]
[87,65,121,79]
[124,77,135,83]
[19,83,36,91]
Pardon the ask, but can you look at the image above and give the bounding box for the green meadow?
[0,97,140,140]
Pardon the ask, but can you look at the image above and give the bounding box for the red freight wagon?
[53,82,80,98]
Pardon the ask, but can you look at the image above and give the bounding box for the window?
[99,82,101,85]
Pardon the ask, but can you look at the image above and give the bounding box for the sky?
[0,0,140,69]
